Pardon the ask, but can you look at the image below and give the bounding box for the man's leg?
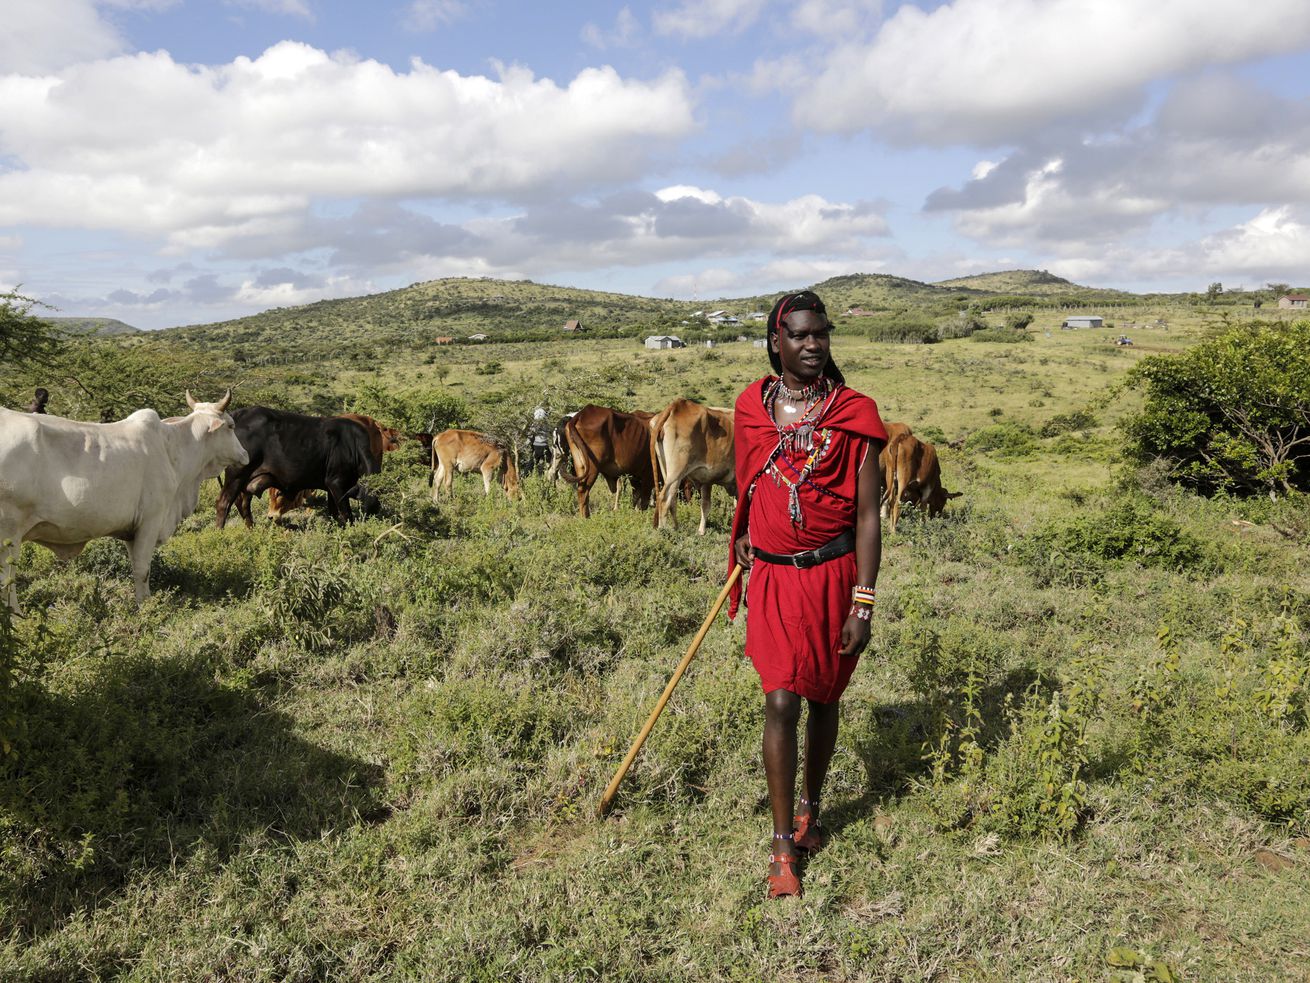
[764,689,802,872]
[800,698,841,824]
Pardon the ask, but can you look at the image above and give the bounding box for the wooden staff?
[597,564,743,817]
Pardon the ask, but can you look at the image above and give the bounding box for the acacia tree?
[1124,321,1310,497]
[0,291,63,368]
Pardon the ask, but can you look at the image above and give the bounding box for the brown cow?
[266,414,400,519]
[430,429,521,500]
[886,433,961,532]
[878,421,914,517]
[561,405,655,517]
[649,398,737,535]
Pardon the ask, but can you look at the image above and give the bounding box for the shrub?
[971,328,1032,344]
[862,317,940,344]
[1023,497,1209,586]
[1123,320,1310,496]
[965,421,1039,458]
[1040,408,1098,437]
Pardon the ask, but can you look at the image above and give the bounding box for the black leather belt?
[752,530,855,569]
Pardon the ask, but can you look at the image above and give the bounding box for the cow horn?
[215,389,231,412]
[185,390,197,409]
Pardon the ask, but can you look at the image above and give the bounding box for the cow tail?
[559,416,596,487]
[649,409,668,525]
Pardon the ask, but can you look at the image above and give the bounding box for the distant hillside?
[160,278,693,359]
[936,269,1122,297]
[152,270,1156,361]
[45,316,139,336]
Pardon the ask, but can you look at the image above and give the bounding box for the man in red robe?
[728,290,886,898]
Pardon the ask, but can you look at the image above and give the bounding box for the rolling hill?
[150,270,1162,360]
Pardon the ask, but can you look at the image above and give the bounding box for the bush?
[862,316,940,344]
[1040,409,1098,437]
[971,328,1032,344]
[1123,320,1310,496]
[1022,497,1210,586]
[965,421,1039,458]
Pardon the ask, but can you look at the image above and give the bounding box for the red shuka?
[727,377,887,702]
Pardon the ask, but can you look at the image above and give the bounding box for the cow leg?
[481,463,494,496]
[326,480,354,524]
[576,476,592,518]
[235,491,255,528]
[607,476,620,511]
[1,526,20,615]
[215,473,247,529]
[698,482,712,536]
[127,530,158,604]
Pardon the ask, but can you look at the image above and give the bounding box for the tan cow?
[649,398,737,535]
[887,433,961,532]
[561,405,655,517]
[878,421,914,518]
[431,429,521,500]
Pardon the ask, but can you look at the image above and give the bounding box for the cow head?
[183,391,249,475]
[927,487,963,516]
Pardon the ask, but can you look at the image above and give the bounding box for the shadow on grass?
[824,667,1053,835]
[0,653,383,941]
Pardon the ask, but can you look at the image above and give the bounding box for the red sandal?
[768,833,802,898]
[794,797,825,853]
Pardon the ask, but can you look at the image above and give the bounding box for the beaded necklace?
[762,377,840,525]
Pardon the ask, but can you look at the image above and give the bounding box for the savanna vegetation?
[2,277,1309,980]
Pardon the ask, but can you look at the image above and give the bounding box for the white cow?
[0,391,249,612]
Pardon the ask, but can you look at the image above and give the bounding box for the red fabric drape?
[725,377,887,702]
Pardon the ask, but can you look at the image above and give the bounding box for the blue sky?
[3,0,1310,329]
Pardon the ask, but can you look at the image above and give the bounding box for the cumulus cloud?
[796,0,1310,144]
[0,0,126,74]
[925,74,1310,246]
[300,185,892,275]
[0,44,695,248]
[653,255,895,298]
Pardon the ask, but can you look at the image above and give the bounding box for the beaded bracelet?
[851,584,877,607]
[848,605,873,622]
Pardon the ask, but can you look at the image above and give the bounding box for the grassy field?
[3,302,1309,980]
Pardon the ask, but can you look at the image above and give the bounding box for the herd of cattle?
[0,392,958,611]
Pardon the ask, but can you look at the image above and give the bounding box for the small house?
[1061,316,1103,329]
[748,312,767,321]
[644,335,685,350]
[563,319,585,332]
[1278,294,1309,309]
[752,339,768,348]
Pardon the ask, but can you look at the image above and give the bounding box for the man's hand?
[733,534,754,569]
[839,614,870,657]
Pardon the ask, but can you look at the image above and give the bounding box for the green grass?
[2,305,1309,980]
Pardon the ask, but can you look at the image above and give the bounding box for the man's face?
[773,309,831,383]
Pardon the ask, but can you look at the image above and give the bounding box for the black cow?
[216,407,380,528]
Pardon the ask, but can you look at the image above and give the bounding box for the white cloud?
[403,0,466,32]
[0,44,696,246]
[0,0,126,74]
[924,75,1310,247]
[654,0,770,38]
[796,0,1310,144]
[582,6,640,48]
